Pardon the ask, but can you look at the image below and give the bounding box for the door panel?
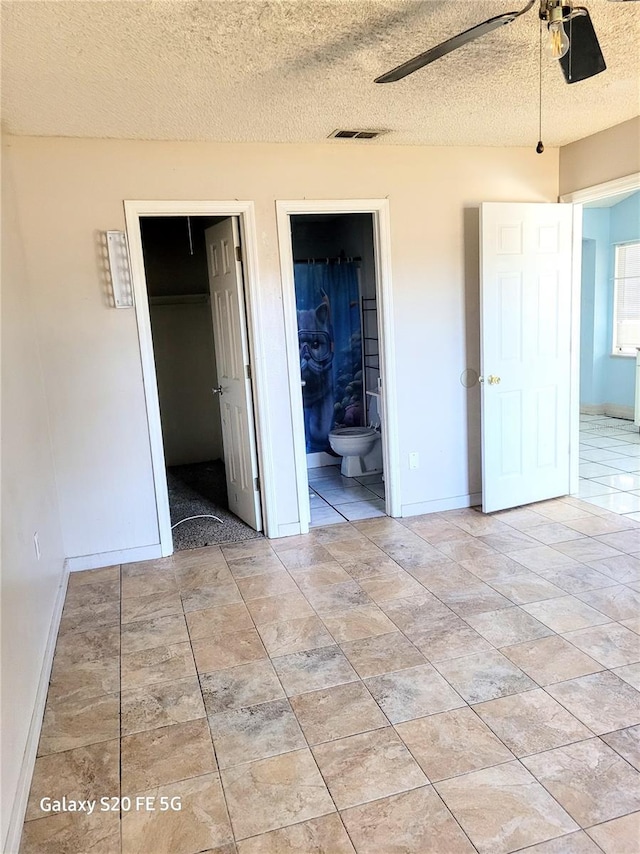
[205,218,262,530]
[481,203,574,513]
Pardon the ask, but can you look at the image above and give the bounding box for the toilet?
[328,391,383,477]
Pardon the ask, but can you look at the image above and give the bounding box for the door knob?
[488,375,501,385]
[212,386,224,395]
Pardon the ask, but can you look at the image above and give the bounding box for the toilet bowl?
[328,426,381,477]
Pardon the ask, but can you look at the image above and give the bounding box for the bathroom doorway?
[277,201,400,530]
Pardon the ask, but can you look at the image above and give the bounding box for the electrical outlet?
[34,532,41,560]
[409,452,419,470]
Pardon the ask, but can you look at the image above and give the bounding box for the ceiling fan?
[374,0,634,86]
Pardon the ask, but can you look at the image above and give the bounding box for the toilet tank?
[366,390,382,430]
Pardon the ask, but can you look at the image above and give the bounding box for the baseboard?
[3,564,69,854]
[306,452,338,468]
[66,543,163,572]
[580,404,604,415]
[581,403,635,420]
[401,492,483,517]
[603,404,634,420]
[276,521,303,538]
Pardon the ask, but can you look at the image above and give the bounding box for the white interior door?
[480,202,575,513]
[205,219,262,530]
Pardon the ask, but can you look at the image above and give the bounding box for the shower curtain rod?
[294,255,361,264]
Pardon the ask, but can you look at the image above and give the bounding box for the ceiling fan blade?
[375,15,515,83]
[559,9,606,83]
[375,0,536,83]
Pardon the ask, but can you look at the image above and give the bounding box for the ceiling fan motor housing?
[540,0,574,24]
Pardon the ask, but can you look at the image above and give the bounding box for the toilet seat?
[329,427,377,440]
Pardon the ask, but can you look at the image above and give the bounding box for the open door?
[480,202,575,513]
[205,219,262,530]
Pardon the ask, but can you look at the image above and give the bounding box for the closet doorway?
[125,202,268,555]
[277,200,400,531]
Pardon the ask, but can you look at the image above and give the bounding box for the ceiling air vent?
[329,129,388,140]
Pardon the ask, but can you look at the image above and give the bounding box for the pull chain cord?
[536,18,544,154]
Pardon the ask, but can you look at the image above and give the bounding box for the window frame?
[611,239,640,357]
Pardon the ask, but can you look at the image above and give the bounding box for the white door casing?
[205,219,262,530]
[561,172,639,497]
[480,202,575,513]
[275,199,399,532]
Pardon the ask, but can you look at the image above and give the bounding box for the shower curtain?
[294,261,363,453]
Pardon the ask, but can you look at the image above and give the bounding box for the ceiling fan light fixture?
[547,18,570,57]
[374,0,611,87]
[543,1,572,58]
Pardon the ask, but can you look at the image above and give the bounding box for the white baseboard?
[276,521,303,538]
[3,565,69,854]
[66,543,163,572]
[306,452,339,468]
[580,403,634,420]
[401,492,483,517]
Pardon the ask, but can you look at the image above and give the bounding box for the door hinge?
[245,364,252,380]
[235,245,242,262]
[254,476,260,492]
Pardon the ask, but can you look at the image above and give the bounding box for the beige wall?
[559,117,640,195]
[1,144,66,849]
[5,136,559,559]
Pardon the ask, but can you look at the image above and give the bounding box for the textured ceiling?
[2,0,639,147]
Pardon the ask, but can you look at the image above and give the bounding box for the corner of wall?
[559,117,640,196]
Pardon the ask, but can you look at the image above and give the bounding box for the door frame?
[276,199,400,531]
[560,172,640,497]
[124,200,276,555]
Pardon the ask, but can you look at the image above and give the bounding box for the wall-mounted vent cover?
[329,129,388,140]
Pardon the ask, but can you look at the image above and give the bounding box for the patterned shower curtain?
[294,261,363,453]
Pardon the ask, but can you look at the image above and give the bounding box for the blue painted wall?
[580,191,640,411]
[612,192,640,244]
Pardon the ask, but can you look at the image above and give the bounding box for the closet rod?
[294,255,361,264]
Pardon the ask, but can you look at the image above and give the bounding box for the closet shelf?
[149,294,210,306]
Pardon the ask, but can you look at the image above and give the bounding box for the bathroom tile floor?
[21,494,640,853]
[308,465,385,526]
[577,414,640,520]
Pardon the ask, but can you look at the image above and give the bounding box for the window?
[612,241,640,355]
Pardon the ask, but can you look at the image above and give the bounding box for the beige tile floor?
[21,496,640,854]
